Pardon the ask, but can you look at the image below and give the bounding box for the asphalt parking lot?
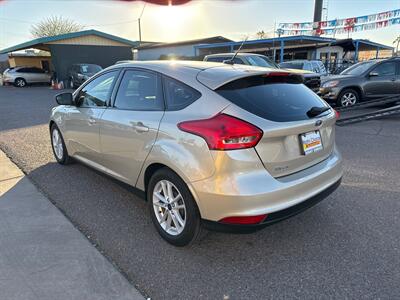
[0,86,399,299]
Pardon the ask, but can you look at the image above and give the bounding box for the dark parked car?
[68,63,102,88]
[204,53,321,92]
[279,60,328,76]
[319,57,400,107]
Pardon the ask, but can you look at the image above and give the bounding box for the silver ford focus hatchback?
[50,61,342,246]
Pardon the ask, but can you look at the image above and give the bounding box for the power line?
[84,19,139,27]
[0,17,35,24]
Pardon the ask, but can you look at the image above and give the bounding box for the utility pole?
[138,3,146,45]
[313,0,323,36]
[313,0,323,23]
[138,18,142,44]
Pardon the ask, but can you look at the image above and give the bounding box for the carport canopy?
[0,29,140,81]
[331,39,394,61]
[195,35,337,62]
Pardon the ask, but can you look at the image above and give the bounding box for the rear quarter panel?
[136,88,231,190]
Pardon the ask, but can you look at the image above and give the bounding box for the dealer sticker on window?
[300,131,323,155]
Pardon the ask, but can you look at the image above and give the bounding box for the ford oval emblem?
[315,120,323,127]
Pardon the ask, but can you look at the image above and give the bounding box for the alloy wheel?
[152,180,186,236]
[16,79,26,87]
[340,92,357,107]
[52,129,64,160]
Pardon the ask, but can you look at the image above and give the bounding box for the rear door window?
[31,67,45,73]
[372,62,396,76]
[217,75,328,122]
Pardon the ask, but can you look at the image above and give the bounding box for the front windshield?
[279,61,304,69]
[341,61,376,75]
[80,64,102,74]
[247,55,278,68]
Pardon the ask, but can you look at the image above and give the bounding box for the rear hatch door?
[216,73,336,178]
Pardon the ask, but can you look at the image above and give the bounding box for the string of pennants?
[278,9,400,36]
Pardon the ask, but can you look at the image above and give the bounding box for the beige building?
[8,52,52,71]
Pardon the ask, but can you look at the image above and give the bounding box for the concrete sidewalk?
[0,150,144,300]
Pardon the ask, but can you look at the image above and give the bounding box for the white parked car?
[2,66,51,87]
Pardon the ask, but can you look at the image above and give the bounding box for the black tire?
[50,124,71,165]
[337,88,360,107]
[147,168,202,246]
[14,78,27,88]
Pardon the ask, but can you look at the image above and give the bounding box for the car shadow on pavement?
[11,157,400,299]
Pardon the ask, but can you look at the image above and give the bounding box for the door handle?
[133,122,149,133]
[88,117,96,125]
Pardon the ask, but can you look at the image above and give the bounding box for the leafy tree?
[31,16,84,38]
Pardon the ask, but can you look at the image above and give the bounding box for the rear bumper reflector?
[219,214,268,225]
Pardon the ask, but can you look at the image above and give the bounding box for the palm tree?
[256,30,266,39]
[393,35,400,55]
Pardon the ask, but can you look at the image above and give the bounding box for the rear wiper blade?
[307,106,330,118]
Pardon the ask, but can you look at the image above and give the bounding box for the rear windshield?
[279,61,304,69]
[246,55,277,68]
[217,75,329,122]
[80,64,102,74]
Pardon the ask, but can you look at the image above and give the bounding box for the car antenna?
[223,36,249,65]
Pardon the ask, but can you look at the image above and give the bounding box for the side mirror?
[55,92,74,105]
[369,72,379,77]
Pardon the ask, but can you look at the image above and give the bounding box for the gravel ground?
[0,86,399,299]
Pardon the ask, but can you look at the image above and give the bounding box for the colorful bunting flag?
[278,9,400,35]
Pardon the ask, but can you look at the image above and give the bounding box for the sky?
[0,0,399,50]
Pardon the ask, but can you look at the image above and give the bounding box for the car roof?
[205,53,265,58]
[281,60,322,63]
[107,60,287,90]
[73,63,101,66]
[10,66,39,70]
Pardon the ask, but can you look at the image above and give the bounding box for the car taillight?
[178,114,263,150]
[334,109,340,119]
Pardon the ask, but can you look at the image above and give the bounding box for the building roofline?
[0,29,139,54]
[137,36,233,49]
[194,35,336,49]
[354,39,393,50]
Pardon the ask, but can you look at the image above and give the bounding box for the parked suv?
[2,66,51,87]
[68,63,102,88]
[319,57,400,107]
[50,61,342,246]
[204,53,321,92]
[279,60,328,76]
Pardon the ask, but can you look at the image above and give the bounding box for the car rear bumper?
[190,146,343,223]
[203,177,341,233]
